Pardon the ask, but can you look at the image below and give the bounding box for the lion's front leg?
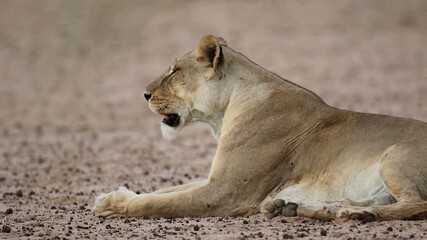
[126,183,246,218]
[94,180,211,218]
[152,179,208,194]
[94,182,246,218]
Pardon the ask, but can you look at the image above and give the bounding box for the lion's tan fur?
[93,35,427,221]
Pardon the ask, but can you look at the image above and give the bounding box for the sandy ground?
[1,0,427,239]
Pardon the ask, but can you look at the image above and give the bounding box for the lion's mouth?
[162,114,180,127]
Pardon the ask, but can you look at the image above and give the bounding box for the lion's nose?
[144,93,152,101]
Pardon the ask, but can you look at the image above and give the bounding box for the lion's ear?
[197,35,224,72]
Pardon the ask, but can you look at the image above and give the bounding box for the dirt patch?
[1,0,427,239]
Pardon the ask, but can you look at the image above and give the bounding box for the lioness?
[93,35,427,222]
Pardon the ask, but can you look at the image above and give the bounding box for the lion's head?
[144,35,229,138]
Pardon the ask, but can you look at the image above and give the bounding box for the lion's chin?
[158,109,190,140]
[160,120,183,140]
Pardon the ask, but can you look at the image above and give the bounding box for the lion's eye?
[170,68,179,76]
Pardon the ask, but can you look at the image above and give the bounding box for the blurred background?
[1,0,426,138]
[0,1,427,238]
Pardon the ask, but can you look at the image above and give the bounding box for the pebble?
[283,233,294,239]
[5,208,13,214]
[16,190,23,197]
[320,228,327,236]
[2,225,11,233]
[193,225,200,231]
[242,219,249,224]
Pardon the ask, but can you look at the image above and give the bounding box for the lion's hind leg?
[264,139,427,222]
[338,201,427,222]
[263,197,427,222]
[379,140,427,202]
[341,140,427,221]
[341,193,396,207]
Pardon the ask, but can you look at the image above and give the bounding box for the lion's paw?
[338,208,376,223]
[264,199,298,219]
[92,187,137,218]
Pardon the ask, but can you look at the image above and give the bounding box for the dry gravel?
[1,0,427,239]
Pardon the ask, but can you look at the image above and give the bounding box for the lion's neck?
[199,47,329,140]
[190,108,224,139]
[206,115,224,140]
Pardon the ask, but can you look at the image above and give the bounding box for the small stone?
[105,224,112,229]
[387,226,393,232]
[283,233,294,239]
[242,219,249,224]
[320,228,327,236]
[16,190,23,197]
[5,208,13,214]
[2,225,11,233]
[193,225,200,231]
[273,199,286,208]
